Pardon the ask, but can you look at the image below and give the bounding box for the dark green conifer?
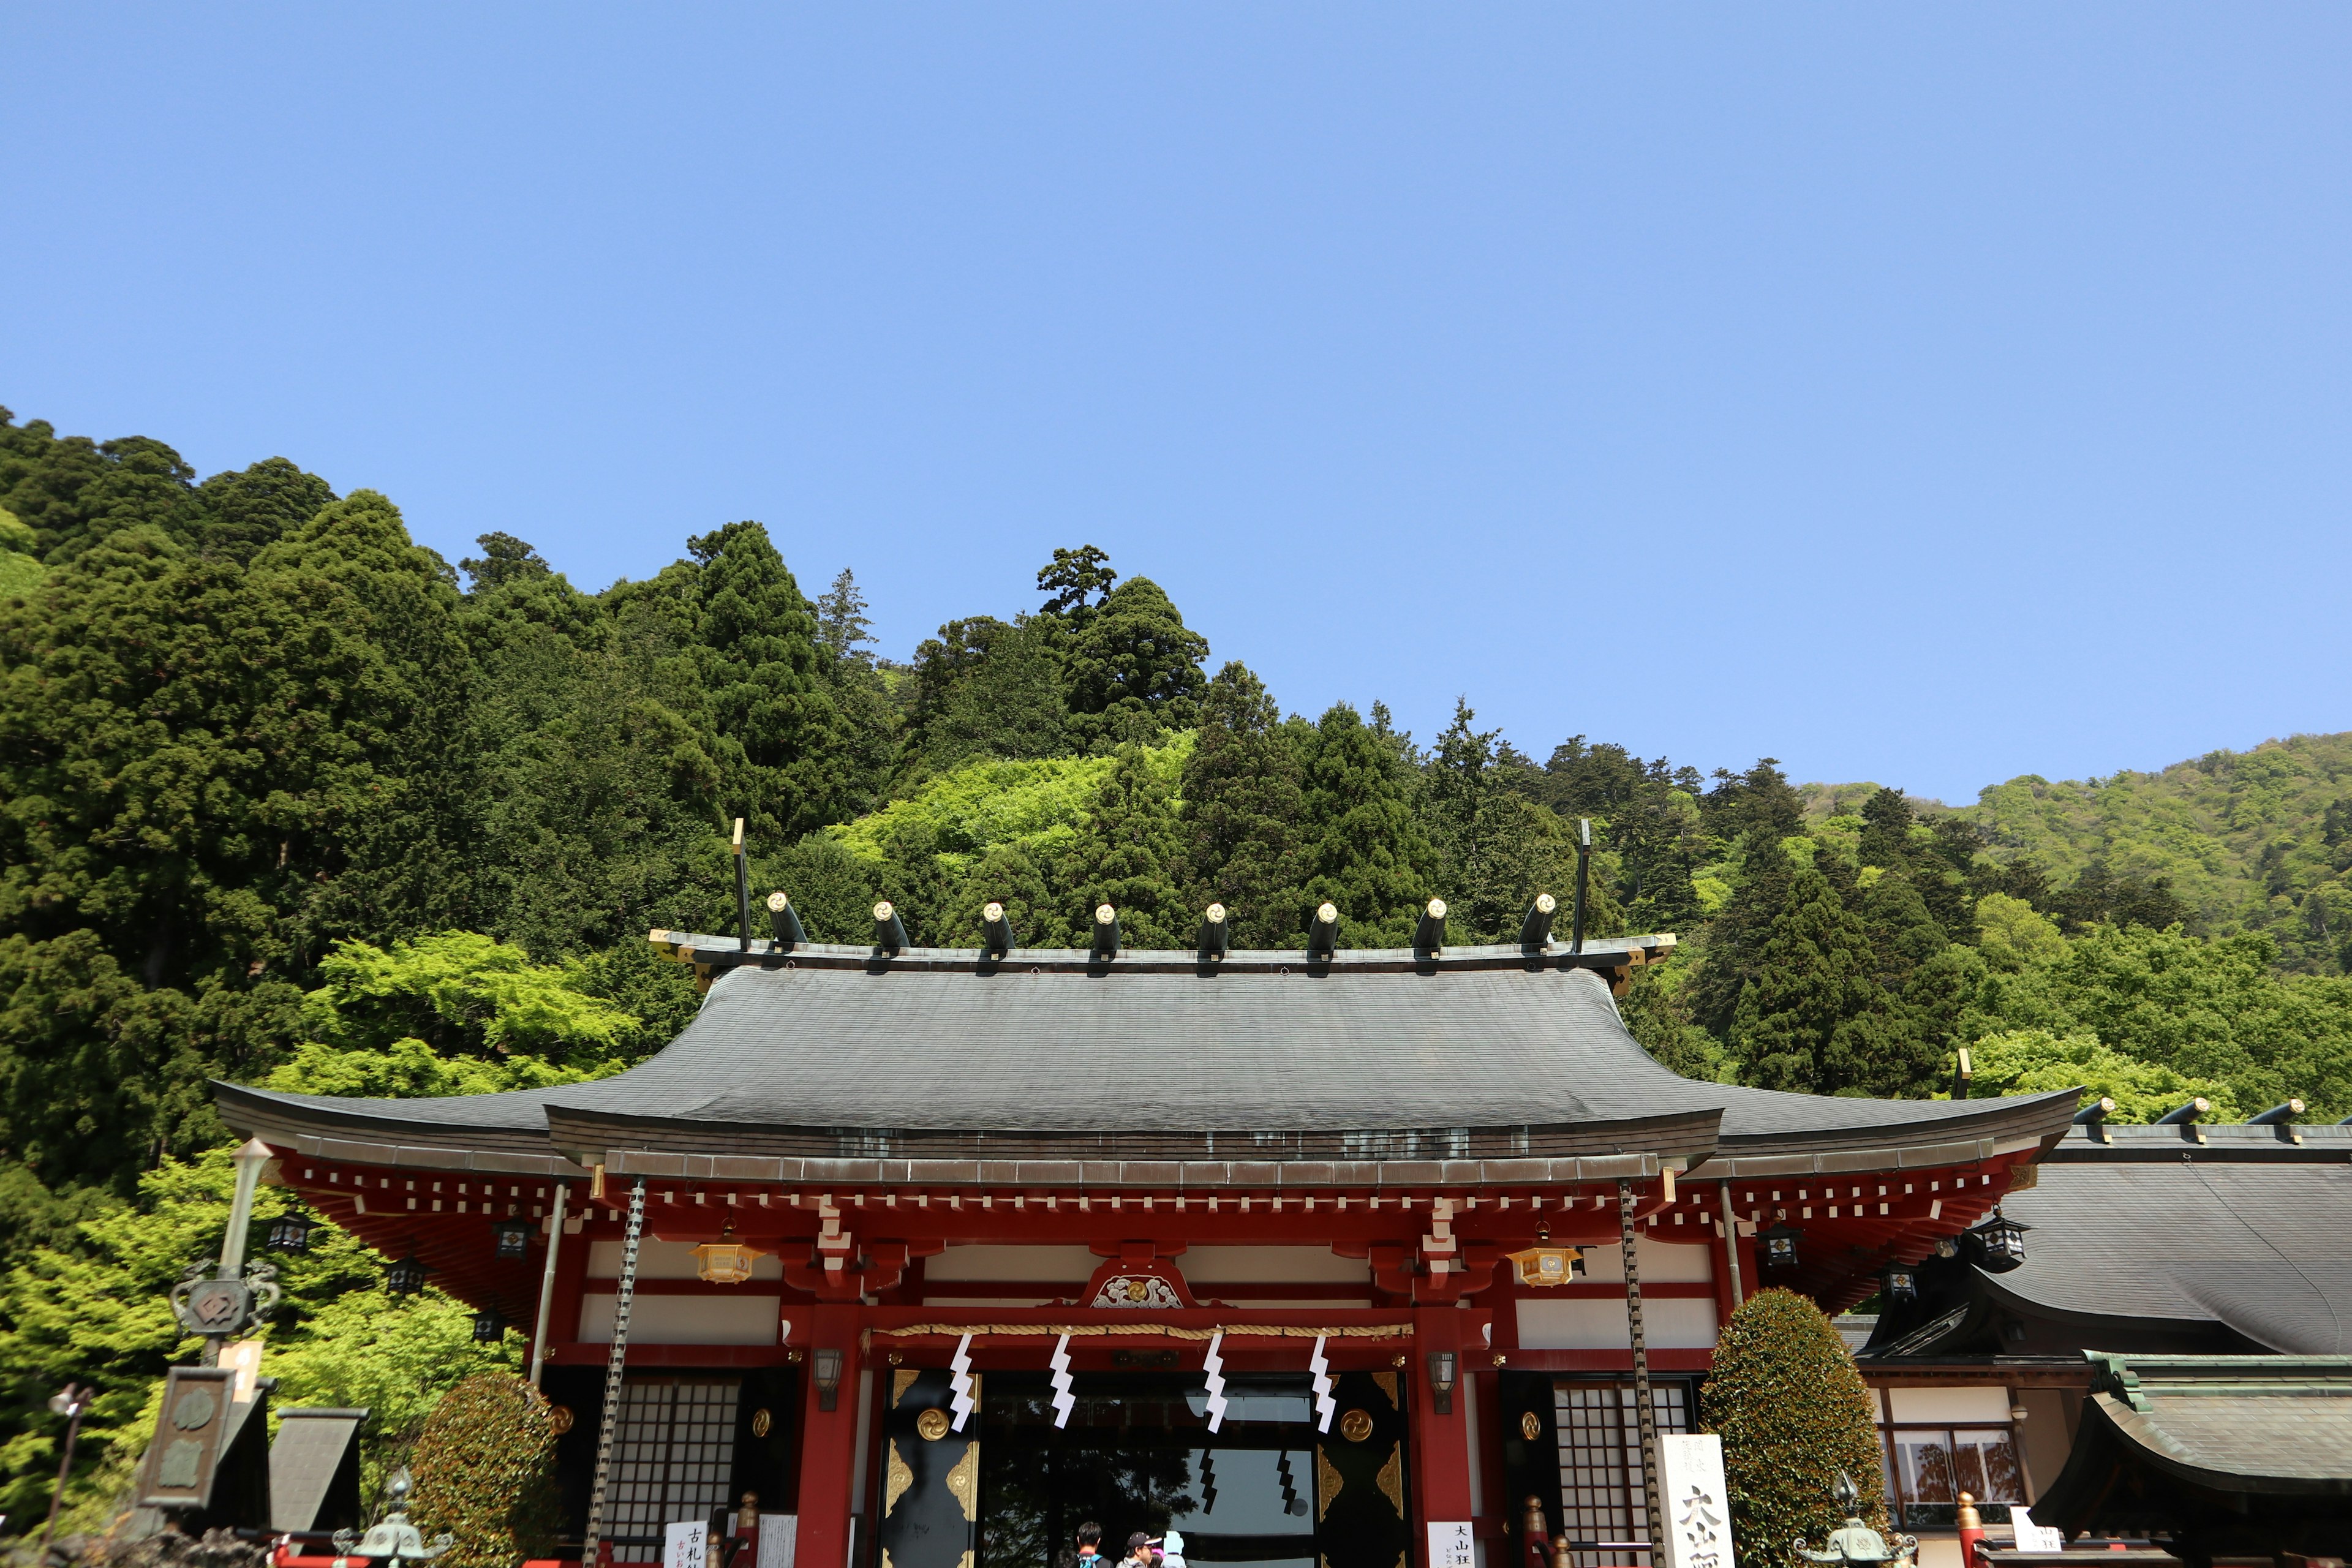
[1180,662,1308,948]
[1300,704,1439,945]
[1059,746,1188,947]
[1062,577,1208,749]
[1731,865,1888,1093]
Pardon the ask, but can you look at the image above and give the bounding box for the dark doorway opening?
[978,1373,1322,1568]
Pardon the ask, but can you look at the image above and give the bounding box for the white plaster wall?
[586,1237,783,1280]
[925,1245,1096,1281]
[577,1292,782,1344]
[1572,1235,1717,1283]
[1515,1295,1717,1350]
[1182,1246,1370,1283]
[1887,1385,2016,1423]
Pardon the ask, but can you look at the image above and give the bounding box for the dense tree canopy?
[2,404,2350,1528]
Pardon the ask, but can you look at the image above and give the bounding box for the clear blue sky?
[7,7,2348,804]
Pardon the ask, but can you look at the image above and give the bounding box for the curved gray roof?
[216,933,2075,1178]
[1992,1146,2352,1354]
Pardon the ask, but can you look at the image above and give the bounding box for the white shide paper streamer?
[1309,1335,1336,1434]
[1202,1330,1228,1432]
[949,1332,977,1431]
[1049,1332,1076,1429]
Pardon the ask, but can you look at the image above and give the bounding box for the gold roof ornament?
[1504,1245,1586,1288]
[694,1216,764,1285]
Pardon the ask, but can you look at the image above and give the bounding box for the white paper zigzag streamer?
[1202,1330,1228,1433]
[1309,1334,1336,1434]
[1049,1332,1076,1429]
[949,1332,977,1432]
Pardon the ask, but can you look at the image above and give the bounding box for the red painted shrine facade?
[216,925,2073,1568]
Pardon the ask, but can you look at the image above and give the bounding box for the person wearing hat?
[1120,1533,1159,1568]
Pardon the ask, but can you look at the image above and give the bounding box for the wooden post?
[582,1177,647,1566]
[529,1182,569,1388]
[733,818,753,952]
[1716,1178,1744,1308]
[1617,1179,1663,1551]
[795,1303,866,1568]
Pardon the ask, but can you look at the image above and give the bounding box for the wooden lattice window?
[609,1377,742,1547]
[1550,1381,1693,1563]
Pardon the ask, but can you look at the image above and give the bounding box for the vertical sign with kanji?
[1656,1435,1735,1568]
[1427,1521,1476,1568]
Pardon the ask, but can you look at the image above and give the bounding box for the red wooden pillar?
[794,1304,865,1568]
[1408,1307,1474,1566]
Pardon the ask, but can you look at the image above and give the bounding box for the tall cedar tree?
[1180,663,1308,947]
[1688,760,1809,1036]
[1423,700,1613,941]
[1301,704,1439,946]
[1861,872,1977,1095]
[1061,576,1210,750]
[1539,737,1709,935]
[1058,746,1188,947]
[1858,786,1976,941]
[689,521,869,839]
[1731,864,1893,1094]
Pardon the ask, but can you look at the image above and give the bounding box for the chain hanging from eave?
[582,1177,647,1566]
[1619,1177,1663,1550]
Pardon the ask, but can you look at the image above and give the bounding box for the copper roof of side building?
[215,932,2078,1183]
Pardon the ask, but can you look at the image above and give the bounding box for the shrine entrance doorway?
[967,1371,1411,1568]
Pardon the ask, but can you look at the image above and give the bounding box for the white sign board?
[2010,1509,2063,1551]
[758,1514,799,1568]
[1427,1521,1476,1568]
[665,1520,710,1568]
[1656,1434,1734,1568]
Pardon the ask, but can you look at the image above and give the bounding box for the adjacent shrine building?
[214,916,2075,1568]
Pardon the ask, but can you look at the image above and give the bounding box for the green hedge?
[1700,1287,1888,1557]
[409,1371,563,1568]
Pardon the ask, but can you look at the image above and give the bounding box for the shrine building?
[214,904,2076,1568]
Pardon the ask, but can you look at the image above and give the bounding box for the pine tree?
[1300,704,1439,945]
[815,567,876,664]
[1062,576,1209,750]
[1180,662,1308,947]
[1422,699,1588,941]
[688,521,870,838]
[1732,865,1891,1093]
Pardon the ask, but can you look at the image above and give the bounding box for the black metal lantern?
[385,1254,429,1297]
[471,1310,505,1343]
[1880,1261,1918,1304]
[492,1220,532,1261]
[1760,1221,1801,1270]
[266,1213,315,1253]
[1969,1209,2031,1273]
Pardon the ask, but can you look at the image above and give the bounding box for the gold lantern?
[1504,1245,1586,1287]
[693,1216,764,1284]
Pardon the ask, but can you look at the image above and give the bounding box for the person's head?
[1128,1535,1156,1561]
[1076,1525,1102,1556]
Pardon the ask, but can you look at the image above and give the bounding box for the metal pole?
[37,1386,89,1551]
[1618,1179,1663,1553]
[733,818,753,952]
[582,1178,647,1566]
[1570,821,1591,956]
[530,1183,570,1389]
[1717,1178,1745,1308]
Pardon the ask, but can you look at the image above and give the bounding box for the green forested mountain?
[2,404,2350,1528]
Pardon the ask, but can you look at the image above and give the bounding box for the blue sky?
[7,7,2348,803]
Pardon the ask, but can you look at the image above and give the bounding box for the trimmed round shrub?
[1700,1287,1889,1558]
[409,1371,563,1568]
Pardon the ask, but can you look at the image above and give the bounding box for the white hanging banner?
[1049,1332,1076,1429]
[1656,1434,1735,1568]
[665,1521,710,1568]
[1426,1523,1474,1568]
[1308,1335,1335,1433]
[949,1332,977,1432]
[1202,1330,1228,1431]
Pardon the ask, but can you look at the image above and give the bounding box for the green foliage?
[0,1146,514,1532]
[1300,704,1439,946]
[1060,576,1209,750]
[1964,733,2352,971]
[1701,1287,1888,1559]
[1423,700,1618,943]
[409,1373,563,1568]
[1732,866,1908,1095]
[298,932,638,1063]
[1180,663,1308,948]
[1963,1029,2241,1121]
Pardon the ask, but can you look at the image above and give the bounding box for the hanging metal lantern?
[492,1220,532,1261]
[1760,1221,1802,1270]
[693,1216,764,1285]
[471,1310,505,1343]
[1880,1261,1918,1303]
[385,1254,429,1296]
[1969,1209,2031,1273]
[266,1213,316,1253]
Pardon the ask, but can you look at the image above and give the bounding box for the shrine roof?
[216,933,2075,1179]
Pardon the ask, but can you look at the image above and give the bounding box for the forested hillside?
[3,405,2350,1527]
